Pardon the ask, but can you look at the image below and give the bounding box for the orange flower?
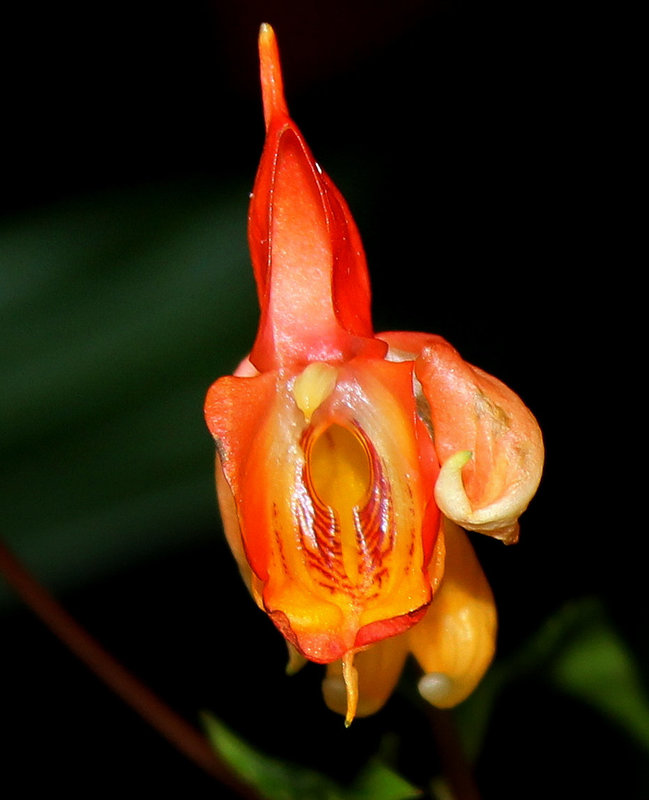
[204,24,543,725]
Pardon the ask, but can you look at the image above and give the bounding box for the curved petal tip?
[416,339,544,542]
[435,450,522,544]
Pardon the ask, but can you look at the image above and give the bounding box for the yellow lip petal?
[256,359,439,663]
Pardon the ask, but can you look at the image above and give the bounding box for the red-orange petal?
[204,371,281,579]
[205,357,440,663]
[248,24,383,371]
[415,338,544,542]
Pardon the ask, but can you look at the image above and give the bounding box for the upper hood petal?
[248,24,384,371]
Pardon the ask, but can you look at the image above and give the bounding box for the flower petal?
[205,371,284,580]
[214,455,259,602]
[409,519,496,708]
[205,358,440,664]
[248,24,383,371]
[270,359,440,661]
[415,337,544,542]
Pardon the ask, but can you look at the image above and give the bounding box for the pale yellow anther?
[292,362,338,422]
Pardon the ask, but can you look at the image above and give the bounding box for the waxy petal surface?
[248,25,382,372]
[206,358,440,664]
[378,331,543,544]
[415,338,544,542]
[410,519,496,708]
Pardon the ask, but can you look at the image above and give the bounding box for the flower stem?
[427,706,482,800]
[0,538,262,800]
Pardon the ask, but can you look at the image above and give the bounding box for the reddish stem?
[0,539,261,800]
[428,706,483,800]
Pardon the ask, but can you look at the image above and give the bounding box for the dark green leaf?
[454,598,649,761]
[548,602,649,752]
[351,759,422,800]
[201,712,420,800]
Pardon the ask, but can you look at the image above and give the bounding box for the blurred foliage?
[203,712,421,800]
[455,598,649,763]
[1,180,257,603]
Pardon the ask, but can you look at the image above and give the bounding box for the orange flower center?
[307,423,372,584]
[309,423,370,508]
[300,418,392,600]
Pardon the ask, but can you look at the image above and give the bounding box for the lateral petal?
[204,371,285,580]
[415,338,544,542]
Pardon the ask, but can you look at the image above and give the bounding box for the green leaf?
[548,601,649,752]
[201,712,421,800]
[454,598,649,761]
[352,759,422,800]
